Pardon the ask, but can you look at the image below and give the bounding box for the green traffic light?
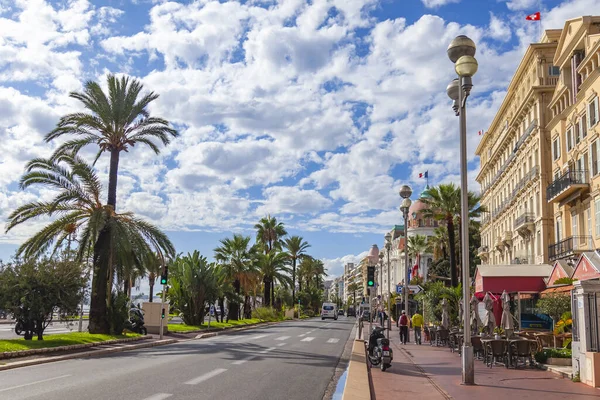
[161,277,167,285]
[368,280,374,286]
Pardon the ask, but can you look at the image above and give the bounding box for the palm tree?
[430,226,449,261]
[254,215,287,254]
[257,251,292,307]
[347,282,360,307]
[214,234,257,321]
[421,184,484,287]
[145,257,162,303]
[45,75,178,332]
[5,153,175,333]
[407,235,432,280]
[283,236,310,307]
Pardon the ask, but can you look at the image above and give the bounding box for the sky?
[1,0,600,289]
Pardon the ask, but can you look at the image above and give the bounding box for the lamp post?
[399,185,412,320]
[447,34,478,386]
[379,252,384,300]
[385,232,392,338]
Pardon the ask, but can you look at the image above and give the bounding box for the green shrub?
[252,307,282,322]
[108,292,130,335]
[535,348,572,363]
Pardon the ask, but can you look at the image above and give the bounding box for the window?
[575,122,581,144]
[591,141,599,176]
[552,137,560,161]
[596,196,600,237]
[581,114,588,138]
[548,66,560,76]
[572,212,579,237]
[588,206,592,238]
[556,216,562,242]
[566,127,573,151]
[589,96,599,127]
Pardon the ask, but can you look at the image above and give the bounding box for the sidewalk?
[371,325,600,400]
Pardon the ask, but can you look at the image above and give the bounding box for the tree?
[407,235,432,279]
[5,154,175,333]
[214,234,258,320]
[167,251,218,326]
[283,236,310,307]
[421,183,484,287]
[347,282,360,306]
[257,251,292,307]
[44,75,178,333]
[254,215,287,254]
[146,258,161,303]
[536,293,571,325]
[0,259,86,340]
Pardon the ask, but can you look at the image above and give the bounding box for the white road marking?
[275,336,290,341]
[233,355,257,365]
[142,394,173,400]
[251,334,269,340]
[327,338,340,343]
[184,369,228,385]
[276,343,286,347]
[298,333,307,337]
[0,375,71,393]
[301,337,315,342]
[259,346,276,354]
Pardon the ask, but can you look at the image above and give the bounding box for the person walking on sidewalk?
[411,312,423,345]
[399,310,409,345]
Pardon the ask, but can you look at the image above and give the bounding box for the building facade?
[476,29,560,266]
[546,16,600,265]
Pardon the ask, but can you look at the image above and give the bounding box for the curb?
[0,339,177,372]
[538,363,573,379]
[342,339,371,400]
[0,335,150,360]
[172,320,288,338]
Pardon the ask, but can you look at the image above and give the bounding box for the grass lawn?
[0,332,140,353]
[168,318,263,333]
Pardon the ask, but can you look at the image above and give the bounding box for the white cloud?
[256,186,333,216]
[503,0,538,11]
[488,13,512,41]
[421,0,461,8]
[323,250,369,278]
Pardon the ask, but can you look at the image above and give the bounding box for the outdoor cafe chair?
[485,339,508,368]
[428,327,437,346]
[509,340,535,368]
[471,336,484,360]
[437,328,450,347]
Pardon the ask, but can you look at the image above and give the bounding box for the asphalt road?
[0,320,89,340]
[0,317,355,400]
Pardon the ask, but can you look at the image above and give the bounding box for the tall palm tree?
[214,234,257,321]
[254,215,287,254]
[146,259,161,303]
[430,226,449,261]
[257,251,292,307]
[5,153,175,333]
[45,75,178,332]
[347,282,360,307]
[407,235,432,280]
[283,236,310,307]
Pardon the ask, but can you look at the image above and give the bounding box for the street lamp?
[384,232,392,338]
[399,185,412,321]
[447,34,478,386]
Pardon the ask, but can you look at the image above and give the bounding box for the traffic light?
[367,266,375,287]
[160,265,168,285]
[161,308,165,319]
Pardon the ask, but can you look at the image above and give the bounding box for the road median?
[342,326,371,400]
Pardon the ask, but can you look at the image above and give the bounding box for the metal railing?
[548,235,593,261]
[546,170,589,201]
[477,246,488,254]
[514,212,535,230]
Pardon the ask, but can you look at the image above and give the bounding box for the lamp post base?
[461,345,475,385]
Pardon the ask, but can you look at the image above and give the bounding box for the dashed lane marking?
[184,369,227,385]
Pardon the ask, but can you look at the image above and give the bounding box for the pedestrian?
[399,310,409,345]
[411,312,423,345]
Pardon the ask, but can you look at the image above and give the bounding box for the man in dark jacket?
[399,310,409,345]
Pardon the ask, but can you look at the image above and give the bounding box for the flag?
[411,254,420,279]
[526,12,541,21]
[478,130,483,136]
[418,171,428,179]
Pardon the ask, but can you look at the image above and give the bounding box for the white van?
[321,302,338,320]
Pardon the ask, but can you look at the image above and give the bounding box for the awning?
[540,285,574,296]
[475,264,552,294]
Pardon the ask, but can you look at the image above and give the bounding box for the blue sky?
[1,0,599,282]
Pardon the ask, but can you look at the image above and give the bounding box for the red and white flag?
[526,12,541,21]
[478,130,483,136]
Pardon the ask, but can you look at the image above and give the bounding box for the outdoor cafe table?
[481,337,536,368]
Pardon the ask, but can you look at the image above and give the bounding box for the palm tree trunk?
[89,227,111,334]
[149,281,154,303]
[107,149,120,209]
[271,280,275,307]
[263,277,271,307]
[292,258,296,307]
[228,279,241,321]
[447,217,458,287]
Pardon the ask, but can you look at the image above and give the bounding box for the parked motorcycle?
[128,307,148,335]
[367,326,392,371]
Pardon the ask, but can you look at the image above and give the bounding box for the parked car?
[321,302,338,320]
[0,309,7,319]
[347,307,356,317]
[338,309,345,316]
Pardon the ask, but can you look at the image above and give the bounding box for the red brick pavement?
[371,325,600,400]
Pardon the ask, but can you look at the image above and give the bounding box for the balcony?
[548,235,593,261]
[547,170,589,203]
[495,237,505,251]
[477,246,489,259]
[503,231,513,246]
[514,212,535,238]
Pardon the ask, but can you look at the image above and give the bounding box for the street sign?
[396,285,424,295]
[209,305,215,316]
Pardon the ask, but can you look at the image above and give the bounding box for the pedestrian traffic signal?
[160,265,168,285]
[161,308,165,319]
[367,266,375,287]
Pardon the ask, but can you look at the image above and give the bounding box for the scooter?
[367,326,393,371]
[128,307,148,335]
